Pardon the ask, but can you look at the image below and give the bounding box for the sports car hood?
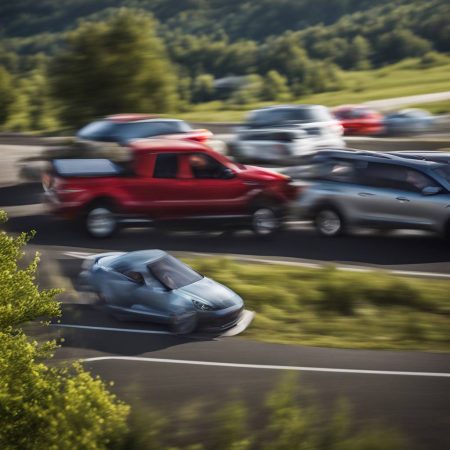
[238,165,289,182]
[178,277,242,309]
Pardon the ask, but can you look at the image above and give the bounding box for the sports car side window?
[124,271,145,284]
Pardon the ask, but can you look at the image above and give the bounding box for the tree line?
[0,1,448,130]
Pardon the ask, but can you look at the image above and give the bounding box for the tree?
[0,211,129,450]
[227,74,263,106]
[49,8,179,127]
[192,73,214,103]
[261,70,290,101]
[347,36,372,70]
[0,66,16,126]
[377,29,432,64]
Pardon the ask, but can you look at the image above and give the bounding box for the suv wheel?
[251,207,280,236]
[85,205,117,238]
[315,207,344,237]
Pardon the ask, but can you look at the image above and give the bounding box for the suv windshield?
[148,255,202,290]
[78,120,191,142]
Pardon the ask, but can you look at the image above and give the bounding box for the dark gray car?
[78,250,245,334]
[288,149,450,238]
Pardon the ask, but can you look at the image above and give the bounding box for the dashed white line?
[82,356,450,378]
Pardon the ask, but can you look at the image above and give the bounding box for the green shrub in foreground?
[123,374,407,450]
[0,211,129,450]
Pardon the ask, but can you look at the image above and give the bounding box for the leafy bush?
[0,211,129,450]
[122,374,407,450]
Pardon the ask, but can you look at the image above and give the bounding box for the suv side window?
[153,153,178,178]
[361,163,438,192]
[322,159,356,183]
[188,153,228,179]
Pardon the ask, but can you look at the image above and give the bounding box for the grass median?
[184,257,450,351]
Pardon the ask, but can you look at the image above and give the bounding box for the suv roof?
[304,148,446,168]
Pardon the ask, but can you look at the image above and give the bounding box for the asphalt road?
[32,249,450,450]
[1,141,450,449]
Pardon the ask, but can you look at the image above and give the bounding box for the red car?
[43,139,296,237]
[77,114,212,144]
[332,105,384,136]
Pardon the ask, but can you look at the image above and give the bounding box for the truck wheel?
[314,207,345,237]
[251,206,281,236]
[85,205,117,238]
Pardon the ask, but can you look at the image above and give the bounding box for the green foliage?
[3,61,59,132]
[377,29,432,64]
[0,332,129,450]
[227,75,264,106]
[183,257,450,350]
[193,74,215,103]
[0,211,60,329]
[121,374,406,450]
[49,8,179,127]
[261,375,407,450]
[0,66,16,125]
[261,70,291,102]
[0,211,129,450]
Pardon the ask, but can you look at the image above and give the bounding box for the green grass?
[183,258,450,351]
[176,57,450,122]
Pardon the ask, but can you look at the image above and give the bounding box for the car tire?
[250,204,282,237]
[85,204,117,238]
[314,207,345,237]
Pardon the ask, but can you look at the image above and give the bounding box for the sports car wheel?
[85,206,117,238]
[251,207,280,236]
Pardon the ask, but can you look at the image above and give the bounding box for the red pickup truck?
[43,139,296,237]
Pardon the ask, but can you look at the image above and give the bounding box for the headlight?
[192,299,213,311]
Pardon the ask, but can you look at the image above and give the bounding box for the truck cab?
[43,139,296,237]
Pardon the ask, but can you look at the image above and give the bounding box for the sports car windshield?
[148,255,202,290]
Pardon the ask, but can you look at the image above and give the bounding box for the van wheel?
[251,206,281,236]
[85,205,117,238]
[315,207,345,237]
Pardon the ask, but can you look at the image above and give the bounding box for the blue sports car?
[78,250,245,334]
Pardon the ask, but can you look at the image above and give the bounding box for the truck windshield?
[148,255,202,290]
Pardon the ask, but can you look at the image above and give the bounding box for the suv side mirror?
[422,186,442,196]
[222,168,236,179]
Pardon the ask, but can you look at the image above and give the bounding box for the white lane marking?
[51,323,173,335]
[82,356,450,378]
[63,251,450,279]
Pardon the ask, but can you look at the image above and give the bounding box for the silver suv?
[288,150,450,238]
[230,105,344,163]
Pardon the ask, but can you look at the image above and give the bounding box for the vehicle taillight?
[185,129,213,142]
